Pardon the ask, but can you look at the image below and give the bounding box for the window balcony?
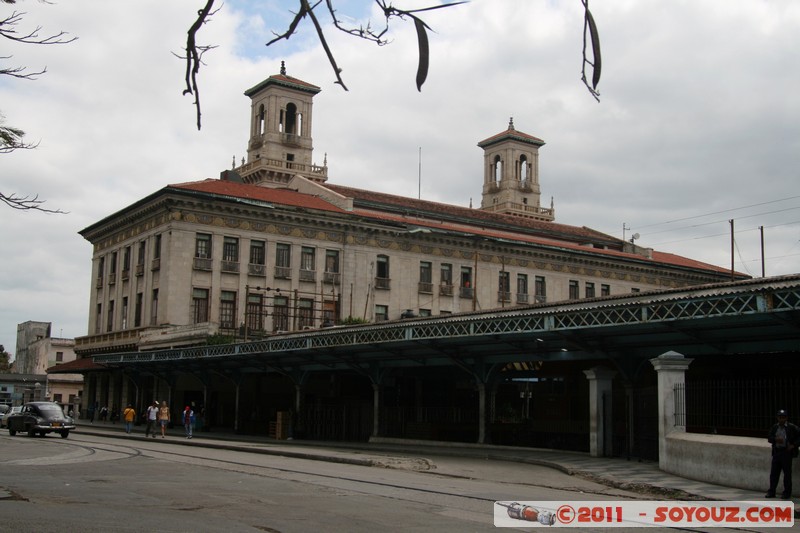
[535,294,547,304]
[135,264,144,277]
[299,269,316,282]
[96,276,103,289]
[151,258,160,271]
[221,260,240,273]
[439,284,454,297]
[108,273,116,285]
[248,263,266,276]
[459,287,474,299]
[497,291,511,303]
[121,269,130,281]
[274,265,292,279]
[193,257,213,271]
[517,293,529,304]
[374,277,391,290]
[418,282,433,294]
[323,271,341,285]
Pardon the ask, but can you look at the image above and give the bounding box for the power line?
[633,196,800,231]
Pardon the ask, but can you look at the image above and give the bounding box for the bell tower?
[234,62,328,186]
[478,118,554,221]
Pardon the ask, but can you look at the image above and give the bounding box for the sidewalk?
[76,421,775,503]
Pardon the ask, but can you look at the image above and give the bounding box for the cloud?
[1,0,798,356]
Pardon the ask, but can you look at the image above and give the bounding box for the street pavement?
[76,420,775,504]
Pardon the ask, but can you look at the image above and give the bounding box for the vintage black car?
[6,401,76,438]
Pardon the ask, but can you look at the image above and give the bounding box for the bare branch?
[0,11,76,45]
[182,0,219,130]
[0,192,67,214]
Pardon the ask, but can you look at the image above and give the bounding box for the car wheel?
[8,428,16,436]
[60,430,69,438]
[27,428,36,437]
[38,431,46,437]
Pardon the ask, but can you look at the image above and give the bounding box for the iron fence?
[674,379,800,437]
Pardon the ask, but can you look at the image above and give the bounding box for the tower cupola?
[477,118,554,221]
[234,62,327,186]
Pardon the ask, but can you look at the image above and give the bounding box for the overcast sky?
[1,1,798,358]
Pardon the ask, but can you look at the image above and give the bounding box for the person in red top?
[182,405,194,439]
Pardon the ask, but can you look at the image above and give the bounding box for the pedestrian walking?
[158,401,171,438]
[145,401,158,438]
[182,405,195,439]
[766,409,800,499]
[122,404,136,434]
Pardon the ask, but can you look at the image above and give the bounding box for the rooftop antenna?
[418,147,422,199]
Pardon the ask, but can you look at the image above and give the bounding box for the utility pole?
[729,219,735,280]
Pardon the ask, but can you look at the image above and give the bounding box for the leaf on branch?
[412,15,429,92]
[580,0,601,101]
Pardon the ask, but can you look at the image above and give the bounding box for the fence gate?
[612,385,658,461]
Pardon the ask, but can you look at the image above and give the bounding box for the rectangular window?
[569,280,580,300]
[220,291,236,329]
[109,251,118,284]
[135,292,143,327]
[300,246,315,271]
[223,237,239,262]
[246,293,263,332]
[419,261,432,293]
[275,243,291,278]
[601,284,610,296]
[249,240,265,265]
[498,271,511,302]
[375,304,389,322]
[195,233,212,259]
[122,246,131,274]
[517,274,529,303]
[376,255,389,278]
[585,282,595,298]
[97,257,105,285]
[121,296,128,329]
[460,266,474,299]
[439,263,453,296]
[53,394,62,403]
[150,289,159,326]
[276,243,291,268]
[631,288,641,293]
[56,352,63,362]
[534,276,546,303]
[325,249,339,273]
[300,247,316,281]
[107,300,115,332]
[137,241,146,265]
[375,255,390,289]
[273,296,289,332]
[192,288,209,324]
[298,298,314,329]
[419,309,431,317]
[154,234,162,259]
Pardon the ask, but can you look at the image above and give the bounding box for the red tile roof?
[244,74,321,96]
[478,126,545,148]
[169,179,347,214]
[167,179,736,277]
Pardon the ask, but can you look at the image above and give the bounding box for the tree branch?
[0,192,67,214]
[181,0,219,130]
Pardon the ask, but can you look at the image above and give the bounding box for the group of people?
[120,401,196,439]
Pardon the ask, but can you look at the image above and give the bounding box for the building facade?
[67,67,749,446]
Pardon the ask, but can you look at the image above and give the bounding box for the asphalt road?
[0,431,750,532]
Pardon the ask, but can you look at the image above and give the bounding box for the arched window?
[519,155,528,181]
[257,104,265,136]
[285,103,298,135]
[493,155,502,183]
